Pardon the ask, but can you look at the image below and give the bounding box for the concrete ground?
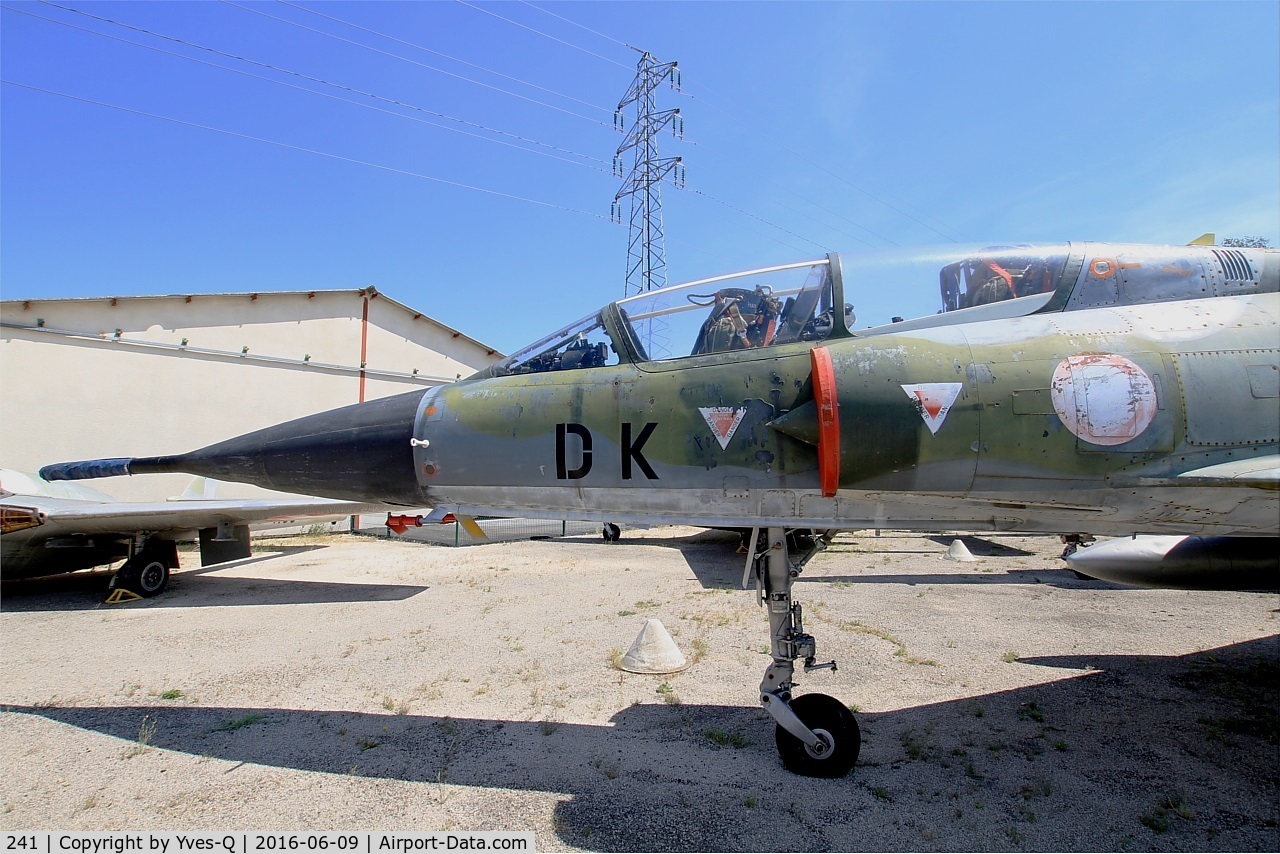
[1,528,1276,852]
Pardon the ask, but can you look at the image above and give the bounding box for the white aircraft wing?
[1,469,391,584]
[2,494,380,541]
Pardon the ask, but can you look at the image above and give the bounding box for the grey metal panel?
[723,476,749,498]
[1247,363,1280,398]
[1119,256,1210,303]
[799,494,838,519]
[760,490,797,517]
[1174,350,1280,445]
[1067,260,1119,308]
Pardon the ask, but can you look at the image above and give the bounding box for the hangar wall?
[0,288,500,502]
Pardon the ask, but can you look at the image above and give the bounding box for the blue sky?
[3,0,1277,354]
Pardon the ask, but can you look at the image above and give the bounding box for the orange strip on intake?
[810,345,841,497]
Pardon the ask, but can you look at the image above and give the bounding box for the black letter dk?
[622,422,659,480]
[556,423,592,479]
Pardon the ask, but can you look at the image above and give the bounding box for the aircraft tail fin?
[173,476,217,501]
[1187,232,1216,246]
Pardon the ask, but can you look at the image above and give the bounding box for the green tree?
[1220,236,1272,248]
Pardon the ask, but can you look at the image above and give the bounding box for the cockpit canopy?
[486,259,845,377]
[619,259,847,361]
[938,246,1069,312]
[480,241,1277,379]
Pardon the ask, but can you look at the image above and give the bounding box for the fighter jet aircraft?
[1,469,382,599]
[40,240,1279,775]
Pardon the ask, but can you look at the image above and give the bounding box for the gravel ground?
[1,528,1277,852]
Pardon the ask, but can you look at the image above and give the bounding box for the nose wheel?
[749,526,861,777]
[774,693,860,777]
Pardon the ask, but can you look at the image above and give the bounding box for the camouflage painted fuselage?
[38,242,1280,540]
[415,292,1278,536]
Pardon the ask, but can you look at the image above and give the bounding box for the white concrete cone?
[619,618,689,674]
[944,538,978,562]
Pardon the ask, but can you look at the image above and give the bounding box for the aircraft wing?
[2,470,392,581]
[1,494,383,541]
[1174,456,1280,487]
[1108,455,1280,491]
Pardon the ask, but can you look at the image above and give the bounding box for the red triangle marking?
[709,410,736,436]
[913,391,944,419]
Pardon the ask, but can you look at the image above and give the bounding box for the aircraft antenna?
[612,50,684,299]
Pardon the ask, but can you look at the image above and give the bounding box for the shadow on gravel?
[0,545,428,611]
[10,636,1277,852]
[801,567,1129,590]
[924,535,1038,557]
[655,531,1104,592]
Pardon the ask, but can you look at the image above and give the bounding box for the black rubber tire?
[774,693,860,778]
[116,554,171,597]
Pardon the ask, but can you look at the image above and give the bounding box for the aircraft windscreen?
[485,312,619,377]
[618,260,836,361]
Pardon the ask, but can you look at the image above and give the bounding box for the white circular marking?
[1050,354,1157,446]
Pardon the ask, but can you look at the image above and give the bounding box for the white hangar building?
[1,287,501,502]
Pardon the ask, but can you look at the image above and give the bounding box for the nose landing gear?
[748,526,860,777]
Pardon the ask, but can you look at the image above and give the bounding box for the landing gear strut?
[747,527,860,777]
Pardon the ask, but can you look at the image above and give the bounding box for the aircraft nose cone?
[40,389,433,506]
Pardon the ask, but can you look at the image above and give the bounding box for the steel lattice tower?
[612,51,684,298]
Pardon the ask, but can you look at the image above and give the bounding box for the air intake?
[1211,249,1255,284]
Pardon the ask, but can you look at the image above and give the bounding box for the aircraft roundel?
[1050,354,1157,446]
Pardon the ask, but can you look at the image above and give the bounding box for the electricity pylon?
[612,50,684,299]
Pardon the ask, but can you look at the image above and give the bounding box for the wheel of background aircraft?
[774,693,860,777]
[115,551,170,597]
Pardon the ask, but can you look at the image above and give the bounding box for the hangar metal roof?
[1,286,502,358]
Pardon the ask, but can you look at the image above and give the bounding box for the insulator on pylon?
[614,111,624,131]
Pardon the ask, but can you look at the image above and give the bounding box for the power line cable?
[2,79,614,222]
[21,2,608,169]
[680,88,970,242]
[454,0,632,70]
[514,2,969,243]
[498,3,907,247]
[681,141,885,248]
[679,187,831,255]
[518,0,634,51]
[445,9,816,270]
[662,233,744,270]
[214,0,612,127]
[277,0,612,116]
[450,4,831,257]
